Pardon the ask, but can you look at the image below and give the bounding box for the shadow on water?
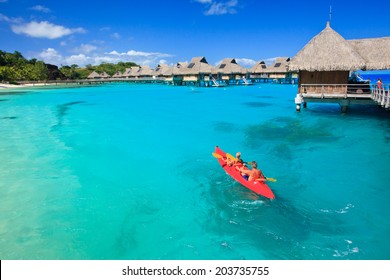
[52,101,86,129]
[115,200,160,258]
[307,104,390,120]
[244,116,338,149]
[242,102,272,108]
[0,99,9,102]
[213,121,236,133]
[255,95,275,99]
[1,116,17,120]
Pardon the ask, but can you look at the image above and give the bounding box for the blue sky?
[1,0,389,68]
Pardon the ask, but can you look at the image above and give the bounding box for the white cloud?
[73,44,97,54]
[195,0,238,16]
[11,21,86,39]
[37,48,173,67]
[236,58,257,67]
[111,32,121,39]
[38,48,63,65]
[0,13,22,23]
[30,5,51,13]
[194,0,212,3]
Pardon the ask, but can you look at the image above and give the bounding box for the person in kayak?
[226,152,244,167]
[239,161,265,181]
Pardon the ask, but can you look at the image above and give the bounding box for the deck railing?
[299,83,390,108]
[371,85,390,108]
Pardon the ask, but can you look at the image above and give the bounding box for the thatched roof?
[100,71,111,78]
[163,62,188,76]
[213,58,247,74]
[112,71,123,78]
[289,22,366,71]
[87,71,102,79]
[348,37,390,70]
[153,64,170,76]
[251,61,267,73]
[129,66,141,77]
[182,57,213,75]
[137,65,153,77]
[266,57,290,73]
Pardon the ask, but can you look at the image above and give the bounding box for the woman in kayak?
[226,152,244,167]
[239,161,265,181]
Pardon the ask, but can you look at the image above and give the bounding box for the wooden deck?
[295,83,389,112]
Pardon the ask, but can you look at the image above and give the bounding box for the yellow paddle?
[212,152,223,159]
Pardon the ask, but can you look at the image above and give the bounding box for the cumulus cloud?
[11,21,86,39]
[37,48,173,67]
[195,0,238,15]
[38,48,63,65]
[30,5,51,13]
[73,44,98,54]
[235,58,257,67]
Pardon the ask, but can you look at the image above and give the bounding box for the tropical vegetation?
[0,50,138,82]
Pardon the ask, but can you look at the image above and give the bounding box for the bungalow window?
[219,64,226,69]
[188,63,195,68]
[274,63,281,67]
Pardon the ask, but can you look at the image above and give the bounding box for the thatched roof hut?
[122,68,130,77]
[289,22,367,71]
[153,64,170,77]
[128,66,141,77]
[137,65,153,77]
[250,61,267,74]
[111,71,123,78]
[100,71,111,79]
[266,57,290,73]
[182,57,213,75]
[348,37,390,70]
[213,58,247,75]
[87,71,102,79]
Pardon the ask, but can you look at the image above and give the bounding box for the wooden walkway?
[295,84,389,112]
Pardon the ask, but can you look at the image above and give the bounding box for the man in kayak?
[239,161,265,182]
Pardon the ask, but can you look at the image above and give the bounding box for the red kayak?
[214,146,275,199]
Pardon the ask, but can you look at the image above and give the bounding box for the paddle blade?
[212,152,223,159]
[266,177,277,182]
[226,153,236,161]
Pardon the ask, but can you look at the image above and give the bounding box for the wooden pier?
[295,84,389,112]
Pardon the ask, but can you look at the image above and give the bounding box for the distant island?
[0,50,138,83]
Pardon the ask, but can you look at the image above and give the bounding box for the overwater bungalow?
[152,63,170,78]
[265,57,294,83]
[100,71,111,79]
[87,71,102,79]
[213,58,248,85]
[178,57,214,86]
[111,71,123,78]
[250,61,268,81]
[122,67,135,78]
[137,65,153,79]
[164,62,188,85]
[289,22,390,112]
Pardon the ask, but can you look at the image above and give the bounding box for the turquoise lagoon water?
[0,82,389,260]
